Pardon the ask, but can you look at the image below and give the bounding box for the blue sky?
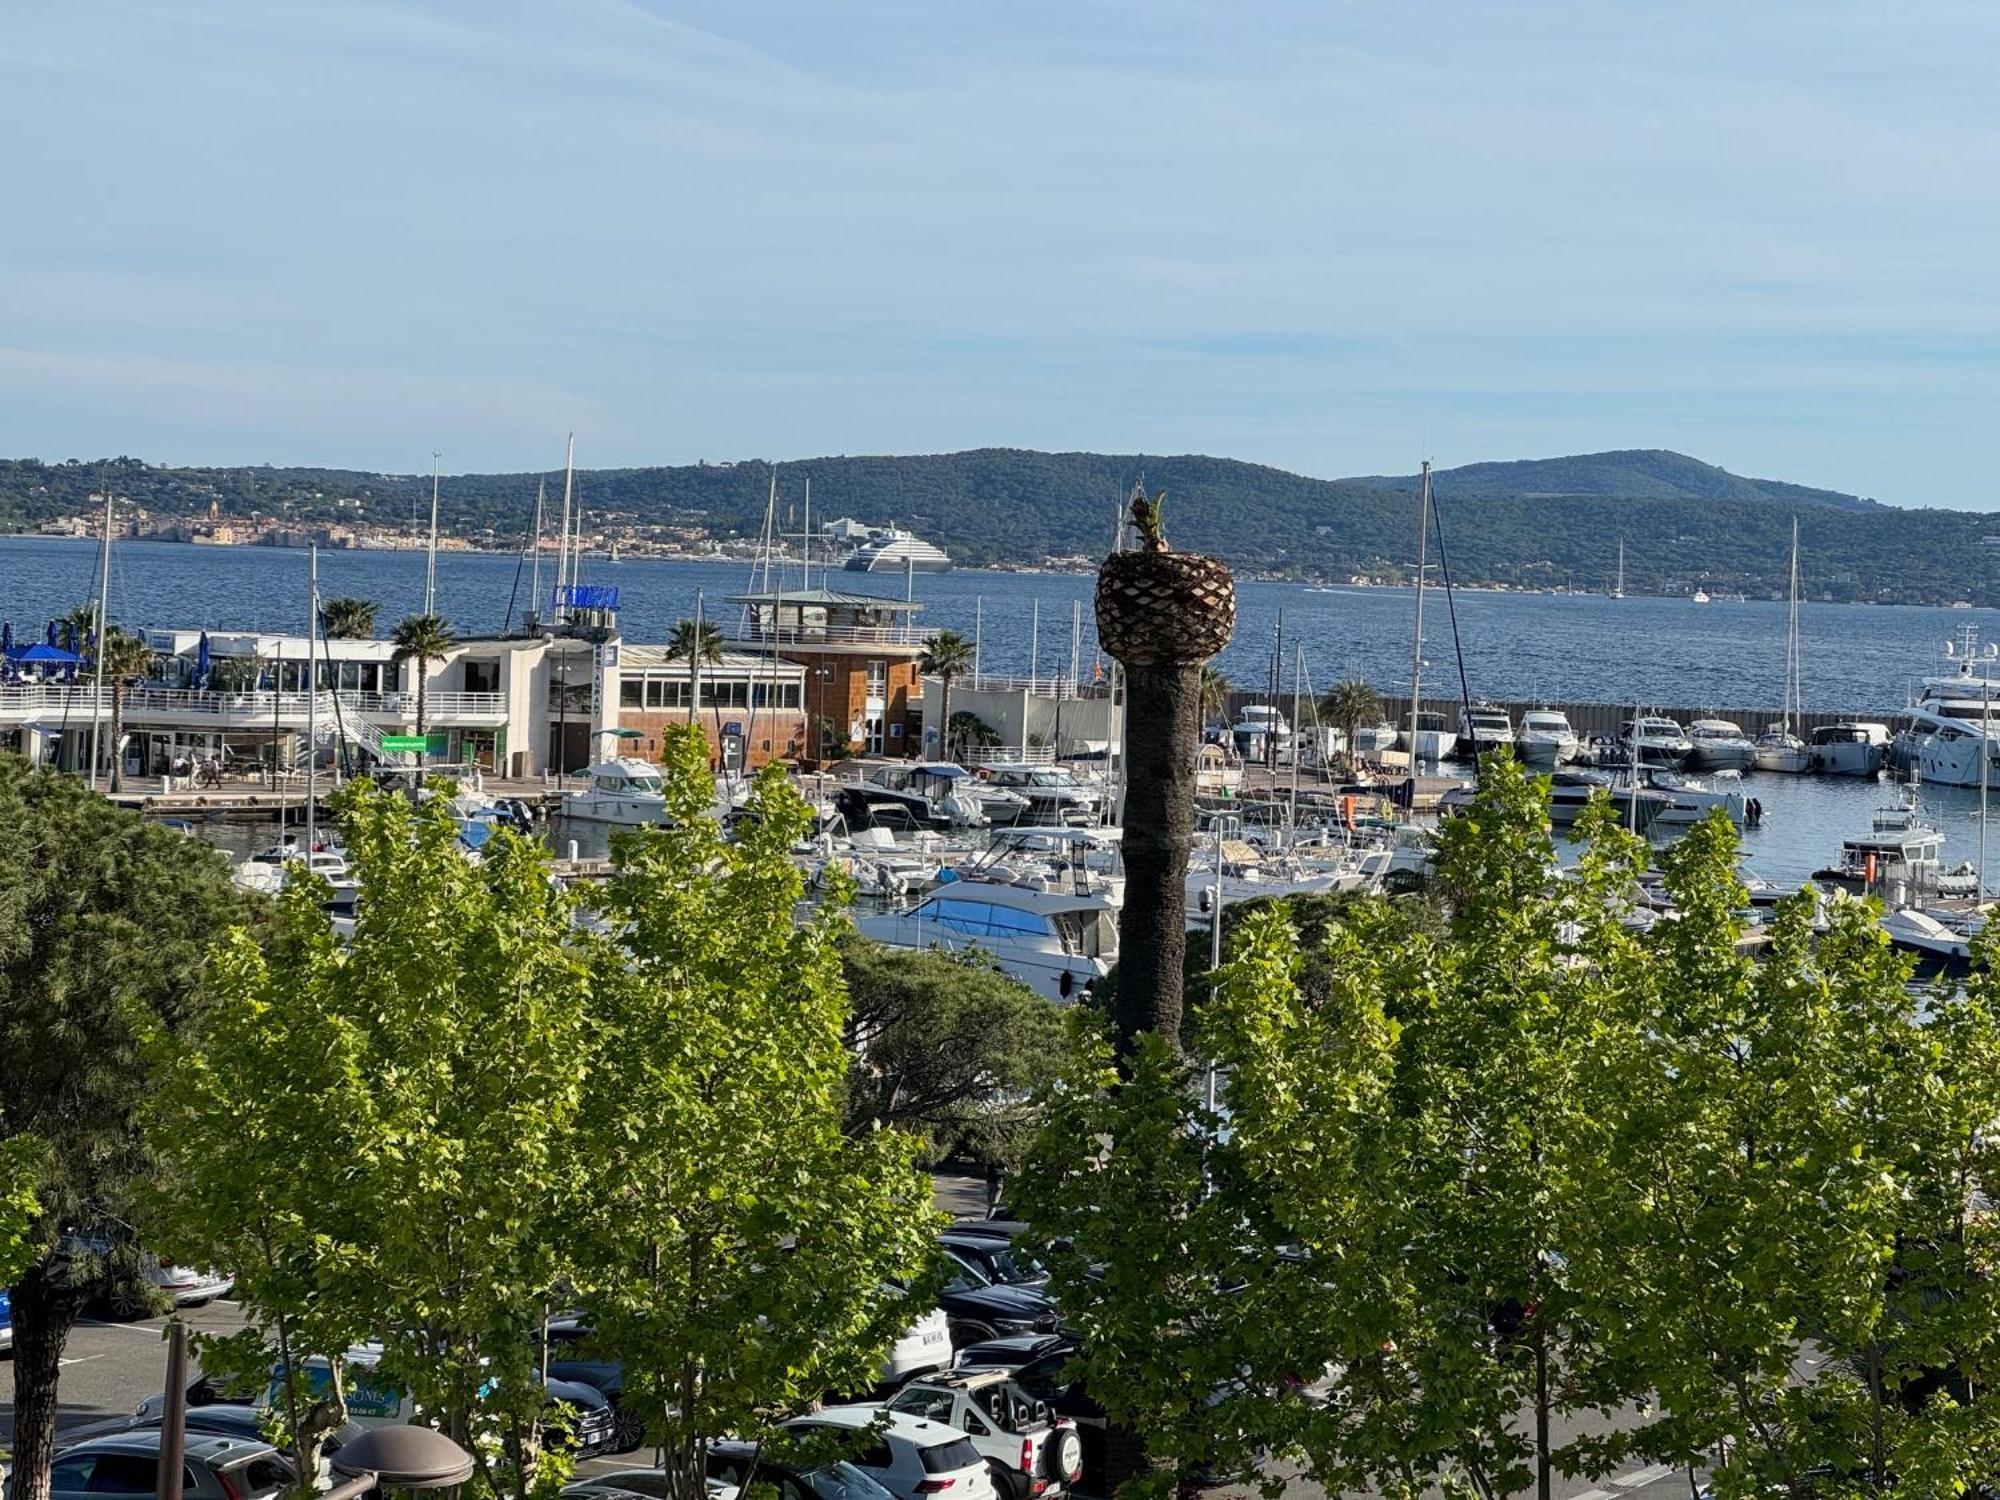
[5,1,2000,505]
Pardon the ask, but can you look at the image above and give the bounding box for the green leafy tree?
[840,939,1070,1165]
[390,613,455,762]
[665,615,725,726]
[1198,664,1231,723]
[98,626,156,792]
[947,710,1000,756]
[920,630,976,760]
[319,596,377,639]
[0,758,249,1500]
[572,728,941,1500]
[1320,677,1383,768]
[152,781,596,1500]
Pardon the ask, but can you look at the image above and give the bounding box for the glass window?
[890,1388,959,1427]
[621,680,644,708]
[51,1458,96,1492]
[645,679,666,709]
[919,1439,979,1475]
[84,1454,157,1492]
[235,1458,295,1495]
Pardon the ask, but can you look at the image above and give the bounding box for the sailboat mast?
[307,544,319,857]
[529,478,546,624]
[1786,517,1801,732]
[424,452,441,616]
[555,432,576,611]
[802,477,812,593]
[86,485,114,789]
[1407,461,1431,762]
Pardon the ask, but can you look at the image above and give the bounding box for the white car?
[880,1302,954,1387]
[785,1407,996,1500]
[884,1370,1084,1500]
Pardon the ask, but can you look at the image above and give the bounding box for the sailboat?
[1611,539,1625,600]
[1753,518,1810,773]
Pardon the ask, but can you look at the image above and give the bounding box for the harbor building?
[724,587,927,761]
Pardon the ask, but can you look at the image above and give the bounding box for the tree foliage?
[0,756,251,1500]
[1024,758,2000,1498]
[572,729,941,1500]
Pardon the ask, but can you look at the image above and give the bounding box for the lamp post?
[814,665,834,765]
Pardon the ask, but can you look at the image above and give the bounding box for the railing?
[958,674,1106,701]
[959,744,1059,766]
[0,685,508,724]
[732,623,922,649]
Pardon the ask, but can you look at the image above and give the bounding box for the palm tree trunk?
[109,684,125,793]
[939,674,952,762]
[1114,660,1200,1055]
[686,649,698,727]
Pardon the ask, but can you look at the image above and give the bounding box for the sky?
[5,1,2000,506]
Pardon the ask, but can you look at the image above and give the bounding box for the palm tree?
[1321,678,1383,769]
[59,603,100,654]
[920,629,976,761]
[320,596,377,640]
[390,613,456,764]
[1093,485,1235,1056]
[97,627,156,793]
[1198,665,1232,725]
[666,617,726,727]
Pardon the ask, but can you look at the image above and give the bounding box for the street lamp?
[814,665,834,764]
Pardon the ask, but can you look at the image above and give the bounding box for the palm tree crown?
[1321,678,1384,767]
[1199,665,1232,723]
[920,630,976,761]
[321,596,378,640]
[667,618,727,725]
[98,627,156,793]
[390,613,456,757]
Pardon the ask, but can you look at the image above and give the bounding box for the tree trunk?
[10,1259,84,1500]
[1534,1318,1552,1500]
[110,685,125,792]
[1113,660,1201,1056]
[939,675,952,762]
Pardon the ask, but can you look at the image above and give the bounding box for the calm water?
[0,536,1981,711]
[11,536,2000,891]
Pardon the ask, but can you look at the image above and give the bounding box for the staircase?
[288,695,418,770]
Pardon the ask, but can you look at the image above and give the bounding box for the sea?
[4,535,1998,890]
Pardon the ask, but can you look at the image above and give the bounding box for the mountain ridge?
[0,447,1986,605]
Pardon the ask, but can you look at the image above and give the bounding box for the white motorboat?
[978,763,1103,825]
[1514,709,1579,769]
[1810,783,1974,897]
[1354,722,1400,758]
[1400,709,1455,764]
[1621,716,1693,769]
[1879,903,1985,974]
[1456,703,1515,760]
[866,762,1027,828]
[1809,722,1891,778]
[1691,589,1711,604]
[1685,720,1757,773]
[564,757,671,825]
[1231,704,1291,761]
[854,881,1116,1002]
[1633,769,1747,827]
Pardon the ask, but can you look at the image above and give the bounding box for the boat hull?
[1514,736,1574,769]
[1752,745,1811,774]
[844,553,952,573]
[1686,744,1756,773]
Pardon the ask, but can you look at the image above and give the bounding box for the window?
[961,1407,991,1437]
[918,899,1053,942]
[51,1458,95,1492]
[866,659,888,697]
[462,659,500,694]
[233,1458,295,1496]
[891,1388,959,1426]
[84,1454,158,1492]
[919,1439,980,1474]
[621,680,644,708]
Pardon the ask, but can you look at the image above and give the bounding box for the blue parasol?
[194,632,211,689]
[11,643,81,665]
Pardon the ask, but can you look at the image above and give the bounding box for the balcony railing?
[731,622,922,649]
[0,684,509,724]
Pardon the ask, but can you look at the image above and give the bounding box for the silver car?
[50,1432,294,1500]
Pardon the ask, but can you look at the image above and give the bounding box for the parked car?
[57,1231,234,1318]
[1,1285,12,1353]
[952,1335,1072,1375]
[939,1231,1050,1290]
[936,1256,1062,1349]
[125,1404,364,1485]
[543,1313,645,1451]
[783,1407,996,1500]
[880,1297,956,1386]
[49,1432,294,1500]
[705,1441,900,1500]
[562,1469,742,1500]
[883,1369,1084,1500]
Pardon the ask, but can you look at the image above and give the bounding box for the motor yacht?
[1514,709,1579,769]
[865,762,1028,828]
[1400,709,1455,764]
[1751,726,1811,774]
[1629,769,1747,827]
[1810,783,1974,897]
[978,763,1103,825]
[1901,637,2000,787]
[1808,722,1891,779]
[854,882,1116,1002]
[1231,705,1291,762]
[1456,703,1515,760]
[1620,716,1693,769]
[563,757,671,826]
[1353,722,1401,758]
[1685,720,1756,773]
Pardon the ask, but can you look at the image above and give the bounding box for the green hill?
[0,448,1989,605]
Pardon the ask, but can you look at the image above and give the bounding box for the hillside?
[0,449,1989,605]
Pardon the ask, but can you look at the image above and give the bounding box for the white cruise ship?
[839,525,953,574]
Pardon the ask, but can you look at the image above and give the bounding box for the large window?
[866,659,888,697]
[916,898,1051,941]
[621,679,644,708]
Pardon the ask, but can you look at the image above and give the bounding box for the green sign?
[381,734,432,752]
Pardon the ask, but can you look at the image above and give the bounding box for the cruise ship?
[838,525,953,574]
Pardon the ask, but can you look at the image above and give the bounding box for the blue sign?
[557,584,620,611]
[723,721,744,736]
